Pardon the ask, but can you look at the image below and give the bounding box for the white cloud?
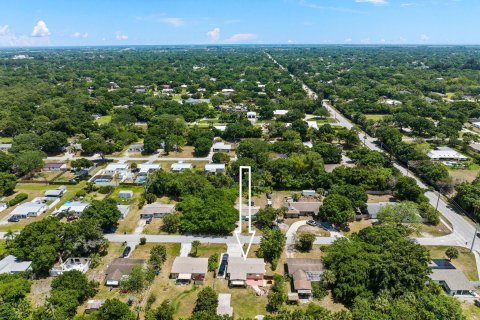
[287,39,295,43]
[420,34,429,42]
[224,33,257,44]
[160,17,184,27]
[72,32,88,38]
[0,25,10,36]
[355,0,388,5]
[401,3,416,6]
[207,27,220,42]
[115,32,128,40]
[31,20,51,37]
[344,38,353,42]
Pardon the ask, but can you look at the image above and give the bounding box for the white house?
[128,143,144,153]
[472,122,480,129]
[10,201,48,219]
[44,186,67,199]
[247,112,257,119]
[56,201,89,216]
[137,163,161,174]
[273,109,289,117]
[0,255,32,274]
[221,88,235,96]
[117,205,131,218]
[171,162,192,172]
[205,163,225,173]
[49,257,91,277]
[0,143,12,151]
[104,163,129,175]
[427,147,468,161]
[212,142,232,153]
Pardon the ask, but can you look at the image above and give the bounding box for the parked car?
[218,253,229,277]
[318,221,339,232]
[306,220,317,227]
[266,192,272,200]
[146,217,152,224]
[7,216,19,223]
[122,246,131,258]
[474,299,480,307]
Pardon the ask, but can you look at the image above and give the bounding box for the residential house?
[127,143,144,153]
[134,85,146,93]
[205,163,226,173]
[366,202,391,219]
[85,300,105,314]
[286,258,324,300]
[44,186,67,199]
[105,258,146,286]
[221,88,235,96]
[50,257,91,277]
[301,190,317,197]
[429,259,476,296]
[140,202,175,219]
[235,204,261,221]
[170,257,208,285]
[273,109,289,117]
[0,255,32,274]
[473,122,480,129]
[0,202,7,212]
[138,163,161,174]
[185,98,210,104]
[427,147,468,161]
[43,162,67,171]
[284,201,321,218]
[226,257,265,287]
[119,190,133,199]
[117,205,131,218]
[10,201,48,219]
[171,162,192,172]
[212,142,232,153]
[55,201,89,216]
[104,163,129,175]
[470,143,480,153]
[214,125,227,132]
[0,143,12,151]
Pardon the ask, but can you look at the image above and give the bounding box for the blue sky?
[0,0,479,47]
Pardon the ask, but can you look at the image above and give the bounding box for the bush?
[145,293,156,312]
[208,253,219,272]
[295,233,316,252]
[145,193,157,204]
[98,185,114,194]
[140,237,147,245]
[76,190,87,197]
[7,193,28,207]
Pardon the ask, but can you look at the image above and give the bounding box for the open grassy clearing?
[345,219,374,235]
[417,223,452,237]
[427,246,478,281]
[94,115,112,125]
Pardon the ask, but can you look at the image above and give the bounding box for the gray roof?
[430,269,475,291]
[105,258,145,281]
[45,189,64,197]
[285,201,321,214]
[0,255,32,274]
[366,202,392,218]
[227,257,265,280]
[140,203,175,215]
[171,257,208,274]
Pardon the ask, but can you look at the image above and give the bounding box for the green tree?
[295,233,316,252]
[161,212,181,233]
[193,137,212,157]
[258,229,286,270]
[94,298,135,320]
[0,273,31,303]
[149,245,167,270]
[81,198,121,232]
[193,287,218,314]
[377,201,420,225]
[191,240,201,257]
[13,150,45,176]
[0,172,17,196]
[394,176,425,203]
[445,247,459,261]
[318,194,355,227]
[208,253,219,272]
[145,300,174,320]
[120,264,146,292]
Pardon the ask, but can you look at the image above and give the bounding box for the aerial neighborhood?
[1,23,480,320]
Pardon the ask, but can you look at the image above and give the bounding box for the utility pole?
[471,207,478,252]
[435,188,442,214]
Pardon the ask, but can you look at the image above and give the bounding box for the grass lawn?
[427,246,478,281]
[94,115,112,125]
[461,300,480,320]
[215,280,268,318]
[113,186,145,234]
[297,225,330,237]
[448,163,480,184]
[345,219,374,235]
[364,114,386,121]
[417,223,451,237]
[160,146,195,158]
[192,244,226,258]
[0,137,12,143]
[0,240,6,256]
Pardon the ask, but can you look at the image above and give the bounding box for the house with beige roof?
[226,257,265,287]
[140,202,175,219]
[170,257,208,285]
[284,200,321,218]
[287,258,324,300]
[105,258,145,286]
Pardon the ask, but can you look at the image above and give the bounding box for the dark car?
[122,246,131,258]
[8,216,19,223]
[146,217,152,225]
[266,192,272,200]
[475,299,480,307]
[218,253,229,277]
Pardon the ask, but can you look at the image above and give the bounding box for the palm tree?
[191,240,201,257]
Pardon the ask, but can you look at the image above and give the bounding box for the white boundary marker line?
[235,166,256,259]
